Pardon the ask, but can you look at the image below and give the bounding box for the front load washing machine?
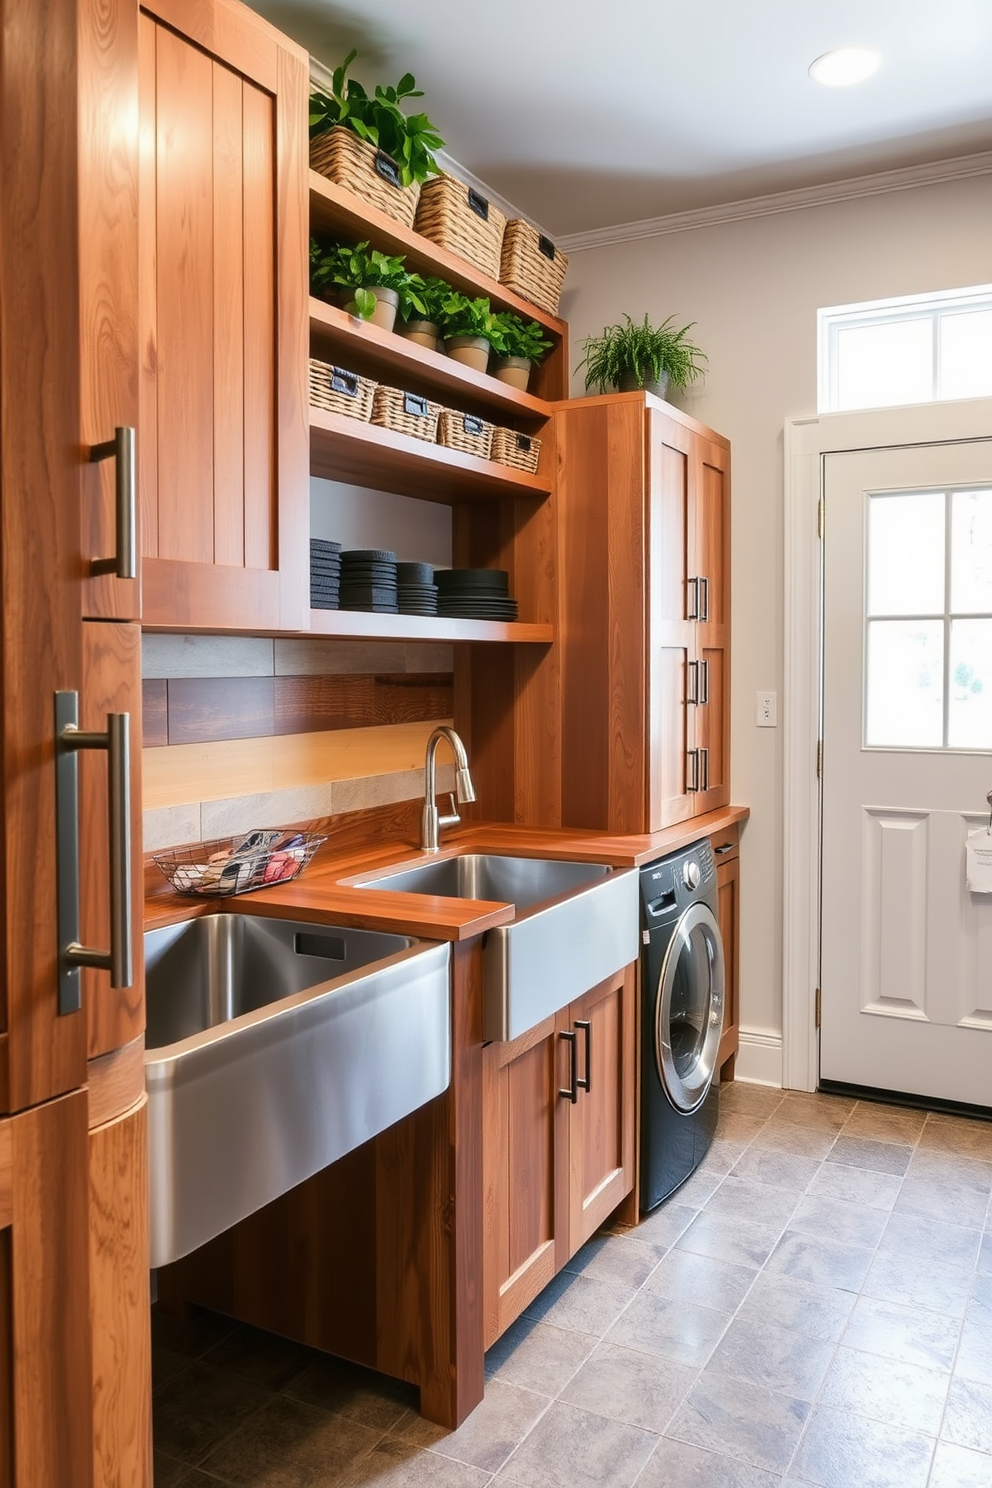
[640,839,725,1212]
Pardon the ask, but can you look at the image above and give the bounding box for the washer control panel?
[683,860,702,891]
[641,839,715,921]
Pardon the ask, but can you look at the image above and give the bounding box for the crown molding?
[557,150,992,253]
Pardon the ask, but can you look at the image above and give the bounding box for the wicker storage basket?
[491,427,542,475]
[309,125,421,229]
[499,220,569,317]
[414,174,506,279]
[371,385,442,443]
[308,358,375,421]
[437,408,494,460]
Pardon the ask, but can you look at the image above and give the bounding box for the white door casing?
[820,444,992,1103]
[783,398,992,1094]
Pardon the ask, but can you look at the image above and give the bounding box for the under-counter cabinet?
[555,393,731,832]
[483,967,636,1346]
[711,822,742,1077]
[138,0,310,630]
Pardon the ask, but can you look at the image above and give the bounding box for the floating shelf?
[309,299,552,422]
[309,173,566,337]
[307,609,554,644]
[309,406,551,503]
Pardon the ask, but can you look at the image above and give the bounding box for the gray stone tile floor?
[153,1089,992,1486]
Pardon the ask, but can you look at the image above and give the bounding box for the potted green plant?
[490,313,554,391]
[396,275,449,352]
[309,53,445,227]
[310,238,413,332]
[576,313,707,398]
[437,292,507,372]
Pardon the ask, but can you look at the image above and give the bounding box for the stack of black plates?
[397,561,438,616]
[435,568,518,620]
[310,539,342,609]
[340,549,398,612]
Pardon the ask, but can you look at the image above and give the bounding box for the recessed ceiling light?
[809,47,880,87]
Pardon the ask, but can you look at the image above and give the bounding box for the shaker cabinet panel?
[565,969,635,1255]
[138,0,308,630]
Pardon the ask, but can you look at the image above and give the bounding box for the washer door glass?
[655,902,725,1114]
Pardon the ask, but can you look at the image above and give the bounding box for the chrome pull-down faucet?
[421,726,476,852]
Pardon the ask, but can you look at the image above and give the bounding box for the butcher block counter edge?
[144,805,750,938]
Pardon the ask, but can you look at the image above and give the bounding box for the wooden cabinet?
[138,0,309,631]
[712,824,741,1078]
[482,967,635,1347]
[556,393,731,833]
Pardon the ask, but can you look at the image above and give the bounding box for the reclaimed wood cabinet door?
[482,1015,566,1348]
[563,968,636,1255]
[138,0,309,631]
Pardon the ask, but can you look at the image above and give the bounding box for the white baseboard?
[733,1029,784,1088]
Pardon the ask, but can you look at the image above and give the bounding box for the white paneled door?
[821,436,992,1104]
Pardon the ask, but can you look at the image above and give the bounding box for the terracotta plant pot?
[344,286,399,333]
[490,355,532,392]
[397,319,441,352]
[618,369,670,399]
[444,335,490,373]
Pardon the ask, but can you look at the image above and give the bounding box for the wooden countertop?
[144,804,749,940]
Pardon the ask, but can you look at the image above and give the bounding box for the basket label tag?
[467,188,490,221]
[404,392,430,418]
[374,150,402,189]
[517,433,532,451]
[330,368,358,397]
[463,415,484,435]
[538,234,556,260]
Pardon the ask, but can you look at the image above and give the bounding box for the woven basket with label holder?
[309,125,421,229]
[437,409,494,460]
[491,427,542,475]
[500,221,568,317]
[308,359,376,421]
[371,386,442,443]
[414,174,507,279]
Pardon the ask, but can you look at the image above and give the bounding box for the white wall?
[561,171,992,1055]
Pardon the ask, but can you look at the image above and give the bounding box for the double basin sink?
[145,850,637,1267]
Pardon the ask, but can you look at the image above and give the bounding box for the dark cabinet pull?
[714,842,735,855]
[700,658,710,704]
[687,577,700,620]
[575,1019,592,1093]
[700,747,710,792]
[687,748,700,792]
[700,576,710,621]
[89,426,136,580]
[687,660,699,705]
[558,1029,578,1103]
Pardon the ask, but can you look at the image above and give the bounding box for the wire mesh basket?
[153,830,326,898]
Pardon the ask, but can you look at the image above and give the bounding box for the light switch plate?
[756,691,777,727]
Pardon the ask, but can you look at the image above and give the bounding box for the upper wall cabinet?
[138,0,309,631]
[555,393,731,833]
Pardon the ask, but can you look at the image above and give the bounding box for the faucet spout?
[422,726,475,852]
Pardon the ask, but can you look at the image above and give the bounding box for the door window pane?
[951,488,992,614]
[949,620,992,748]
[939,311,992,400]
[867,491,945,615]
[835,319,933,411]
[865,620,944,747]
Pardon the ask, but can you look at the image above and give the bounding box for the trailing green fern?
[577,314,706,393]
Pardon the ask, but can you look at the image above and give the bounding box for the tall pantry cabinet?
[1,0,148,1481]
[555,392,731,833]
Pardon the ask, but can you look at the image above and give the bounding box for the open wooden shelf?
[309,406,552,503]
[309,173,566,337]
[309,299,552,422]
[307,609,554,644]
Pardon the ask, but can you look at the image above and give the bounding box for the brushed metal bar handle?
[575,1019,592,1093]
[700,576,710,622]
[89,426,137,580]
[687,660,699,705]
[700,747,710,793]
[55,691,133,1015]
[687,748,700,792]
[714,842,735,855]
[701,659,710,705]
[558,1030,578,1104]
[687,577,700,621]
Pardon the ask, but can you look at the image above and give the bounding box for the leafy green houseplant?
[490,313,554,391]
[309,51,444,190]
[310,238,413,331]
[577,314,707,398]
[437,293,509,372]
[396,275,449,351]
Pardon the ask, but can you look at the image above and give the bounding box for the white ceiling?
[254,0,992,235]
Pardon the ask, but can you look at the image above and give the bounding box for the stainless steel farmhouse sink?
[144,914,450,1268]
[353,853,639,1042]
